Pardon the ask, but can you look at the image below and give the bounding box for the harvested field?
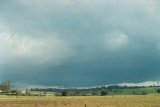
[0,95,160,107]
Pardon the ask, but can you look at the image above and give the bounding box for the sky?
[0,0,160,88]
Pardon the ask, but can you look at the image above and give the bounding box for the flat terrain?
[0,95,160,107]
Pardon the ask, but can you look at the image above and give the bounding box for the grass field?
[0,95,160,107]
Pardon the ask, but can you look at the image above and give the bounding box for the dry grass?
[0,95,160,107]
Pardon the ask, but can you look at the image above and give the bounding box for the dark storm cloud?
[0,0,160,87]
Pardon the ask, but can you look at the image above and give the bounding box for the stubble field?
[0,95,160,107]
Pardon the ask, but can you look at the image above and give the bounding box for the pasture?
[0,95,160,107]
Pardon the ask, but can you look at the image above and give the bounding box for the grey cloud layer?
[0,0,160,87]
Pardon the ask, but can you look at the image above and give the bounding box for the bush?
[141,91,147,95]
[132,91,136,95]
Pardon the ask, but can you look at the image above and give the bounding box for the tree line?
[1,80,160,96]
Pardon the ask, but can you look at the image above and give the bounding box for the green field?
[107,87,157,95]
[0,95,160,107]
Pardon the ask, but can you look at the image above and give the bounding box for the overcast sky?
[0,0,160,87]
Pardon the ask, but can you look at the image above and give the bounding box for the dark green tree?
[101,91,108,96]
[157,89,160,94]
[62,91,67,96]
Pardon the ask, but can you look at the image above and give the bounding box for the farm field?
[0,95,160,107]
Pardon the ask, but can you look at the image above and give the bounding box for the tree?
[101,91,108,96]
[91,91,98,96]
[62,91,67,96]
[0,81,12,92]
[157,89,160,94]
[74,90,80,96]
